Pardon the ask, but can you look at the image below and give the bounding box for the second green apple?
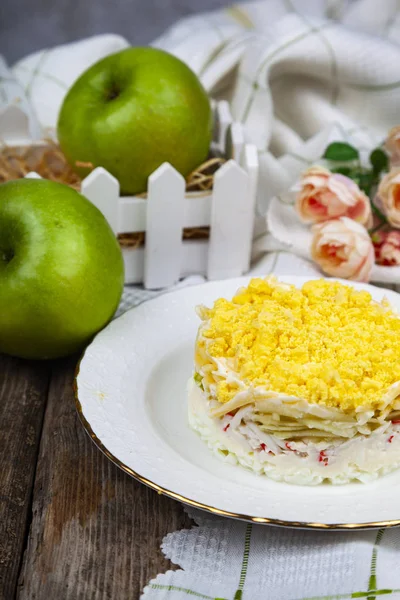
[57,47,212,195]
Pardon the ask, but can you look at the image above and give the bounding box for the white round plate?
[75,275,400,530]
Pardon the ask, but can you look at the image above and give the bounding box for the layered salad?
[188,277,400,484]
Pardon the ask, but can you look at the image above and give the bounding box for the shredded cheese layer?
[195,277,400,412]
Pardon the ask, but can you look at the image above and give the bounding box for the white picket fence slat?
[225,121,245,162]
[144,163,186,289]
[81,167,119,234]
[207,159,250,280]
[0,105,31,146]
[215,100,232,152]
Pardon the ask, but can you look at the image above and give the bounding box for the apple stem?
[2,249,15,264]
[105,84,120,102]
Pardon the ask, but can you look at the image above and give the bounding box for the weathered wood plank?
[0,354,51,600]
[18,359,191,599]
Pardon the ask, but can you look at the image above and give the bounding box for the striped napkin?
[142,507,400,600]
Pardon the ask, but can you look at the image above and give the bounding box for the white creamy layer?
[188,378,400,485]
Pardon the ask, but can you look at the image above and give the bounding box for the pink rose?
[375,168,400,228]
[385,126,400,166]
[372,229,400,266]
[311,217,374,282]
[295,166,372,226]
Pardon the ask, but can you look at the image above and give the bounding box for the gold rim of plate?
[73,353,400,531]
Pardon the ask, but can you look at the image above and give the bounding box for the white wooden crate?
[3,101,259,289]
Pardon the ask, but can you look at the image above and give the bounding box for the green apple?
[57,47,212,195]
[0,178,124,359]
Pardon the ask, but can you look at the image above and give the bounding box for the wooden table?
[0,353,192,600]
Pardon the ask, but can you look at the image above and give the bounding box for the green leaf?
[323,142,359,162]
[357,172,375,196]
[370,148,389,174]
[331,166,352,176]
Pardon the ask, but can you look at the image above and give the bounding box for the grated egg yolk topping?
[197,278,400,410]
